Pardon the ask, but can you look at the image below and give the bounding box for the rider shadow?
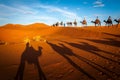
[61,41,120,63]
[15,42,46,80]
[85,38,120,47]
[47,42,96,80]
[103,32,120,38]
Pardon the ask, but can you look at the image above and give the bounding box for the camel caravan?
[52,16,120,27]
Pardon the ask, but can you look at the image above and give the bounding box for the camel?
[66,22,72,26]
[103,16,113,27]
[60,21,63,26]
[52,24,56,27]
[73,19,77,26]
[114,18,120,27]
[114,18,120,25]
[91,17,101,27]
[80,18,87,26]
[52,22,59,27]
[56,22,59,26]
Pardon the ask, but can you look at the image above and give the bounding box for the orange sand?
[0,23,120,80]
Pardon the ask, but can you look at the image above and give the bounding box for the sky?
[0,0,120,26]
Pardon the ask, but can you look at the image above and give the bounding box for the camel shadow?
[15,42,46,80]
[62,41,120,64]
[47,42,120,79]
[85,38,120,47]
[103,32,120,38]
[47,42,96,80]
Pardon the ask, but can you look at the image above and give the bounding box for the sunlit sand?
[0,23,120,80]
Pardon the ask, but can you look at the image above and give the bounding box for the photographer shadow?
[15,42,46,80]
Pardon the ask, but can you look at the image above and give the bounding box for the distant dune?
[26,23,49,27]
[0,24,24,29]
[0,23,49,30]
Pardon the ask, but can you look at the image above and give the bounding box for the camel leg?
[105,24,107,27]
[108,24,109,27]
[117,23,120,27]
[116,23,119,27]
[117,24,118,27]
[15,60,25,80]
[36,61,47,80]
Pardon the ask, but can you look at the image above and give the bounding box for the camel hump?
[83,20,86,22]
[83,20,87,24]
[95,19,100,23]
[107,16,112,21]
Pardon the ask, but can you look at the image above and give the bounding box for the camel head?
[114,19,117,22]
[103,20,107,23]
[38,46,42,51]
[114,19,120,23]
[91,21,94,23]
[37,46,42,56]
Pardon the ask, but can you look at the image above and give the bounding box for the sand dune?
[0,23,49,30]
[0,23,120,80]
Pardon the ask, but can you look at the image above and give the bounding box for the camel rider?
[83,18,87,24]
[108,16,112,22]
[96,16,100,23]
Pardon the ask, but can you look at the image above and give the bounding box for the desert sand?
[0,23,120,80]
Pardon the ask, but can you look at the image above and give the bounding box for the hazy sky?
[0,0,120,26]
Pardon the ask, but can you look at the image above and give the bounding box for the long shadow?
[85,38,120,47]
[47,42,120,80]
[62,39,120,58]
[15,42,46,80]
[62,41,120,64]
[58,43,120,78]
[101,50,120,57]
[72,52,120,78]
[74,38,120,57]
[47,42,96,80]
[103,32,120,38]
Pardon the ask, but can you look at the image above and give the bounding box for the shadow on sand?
[62,41,120,64]
[15,42,46,80]
[47,41,120,79]
[103,32,120,38]
[47,42,96,80]
[85,38,120,47]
